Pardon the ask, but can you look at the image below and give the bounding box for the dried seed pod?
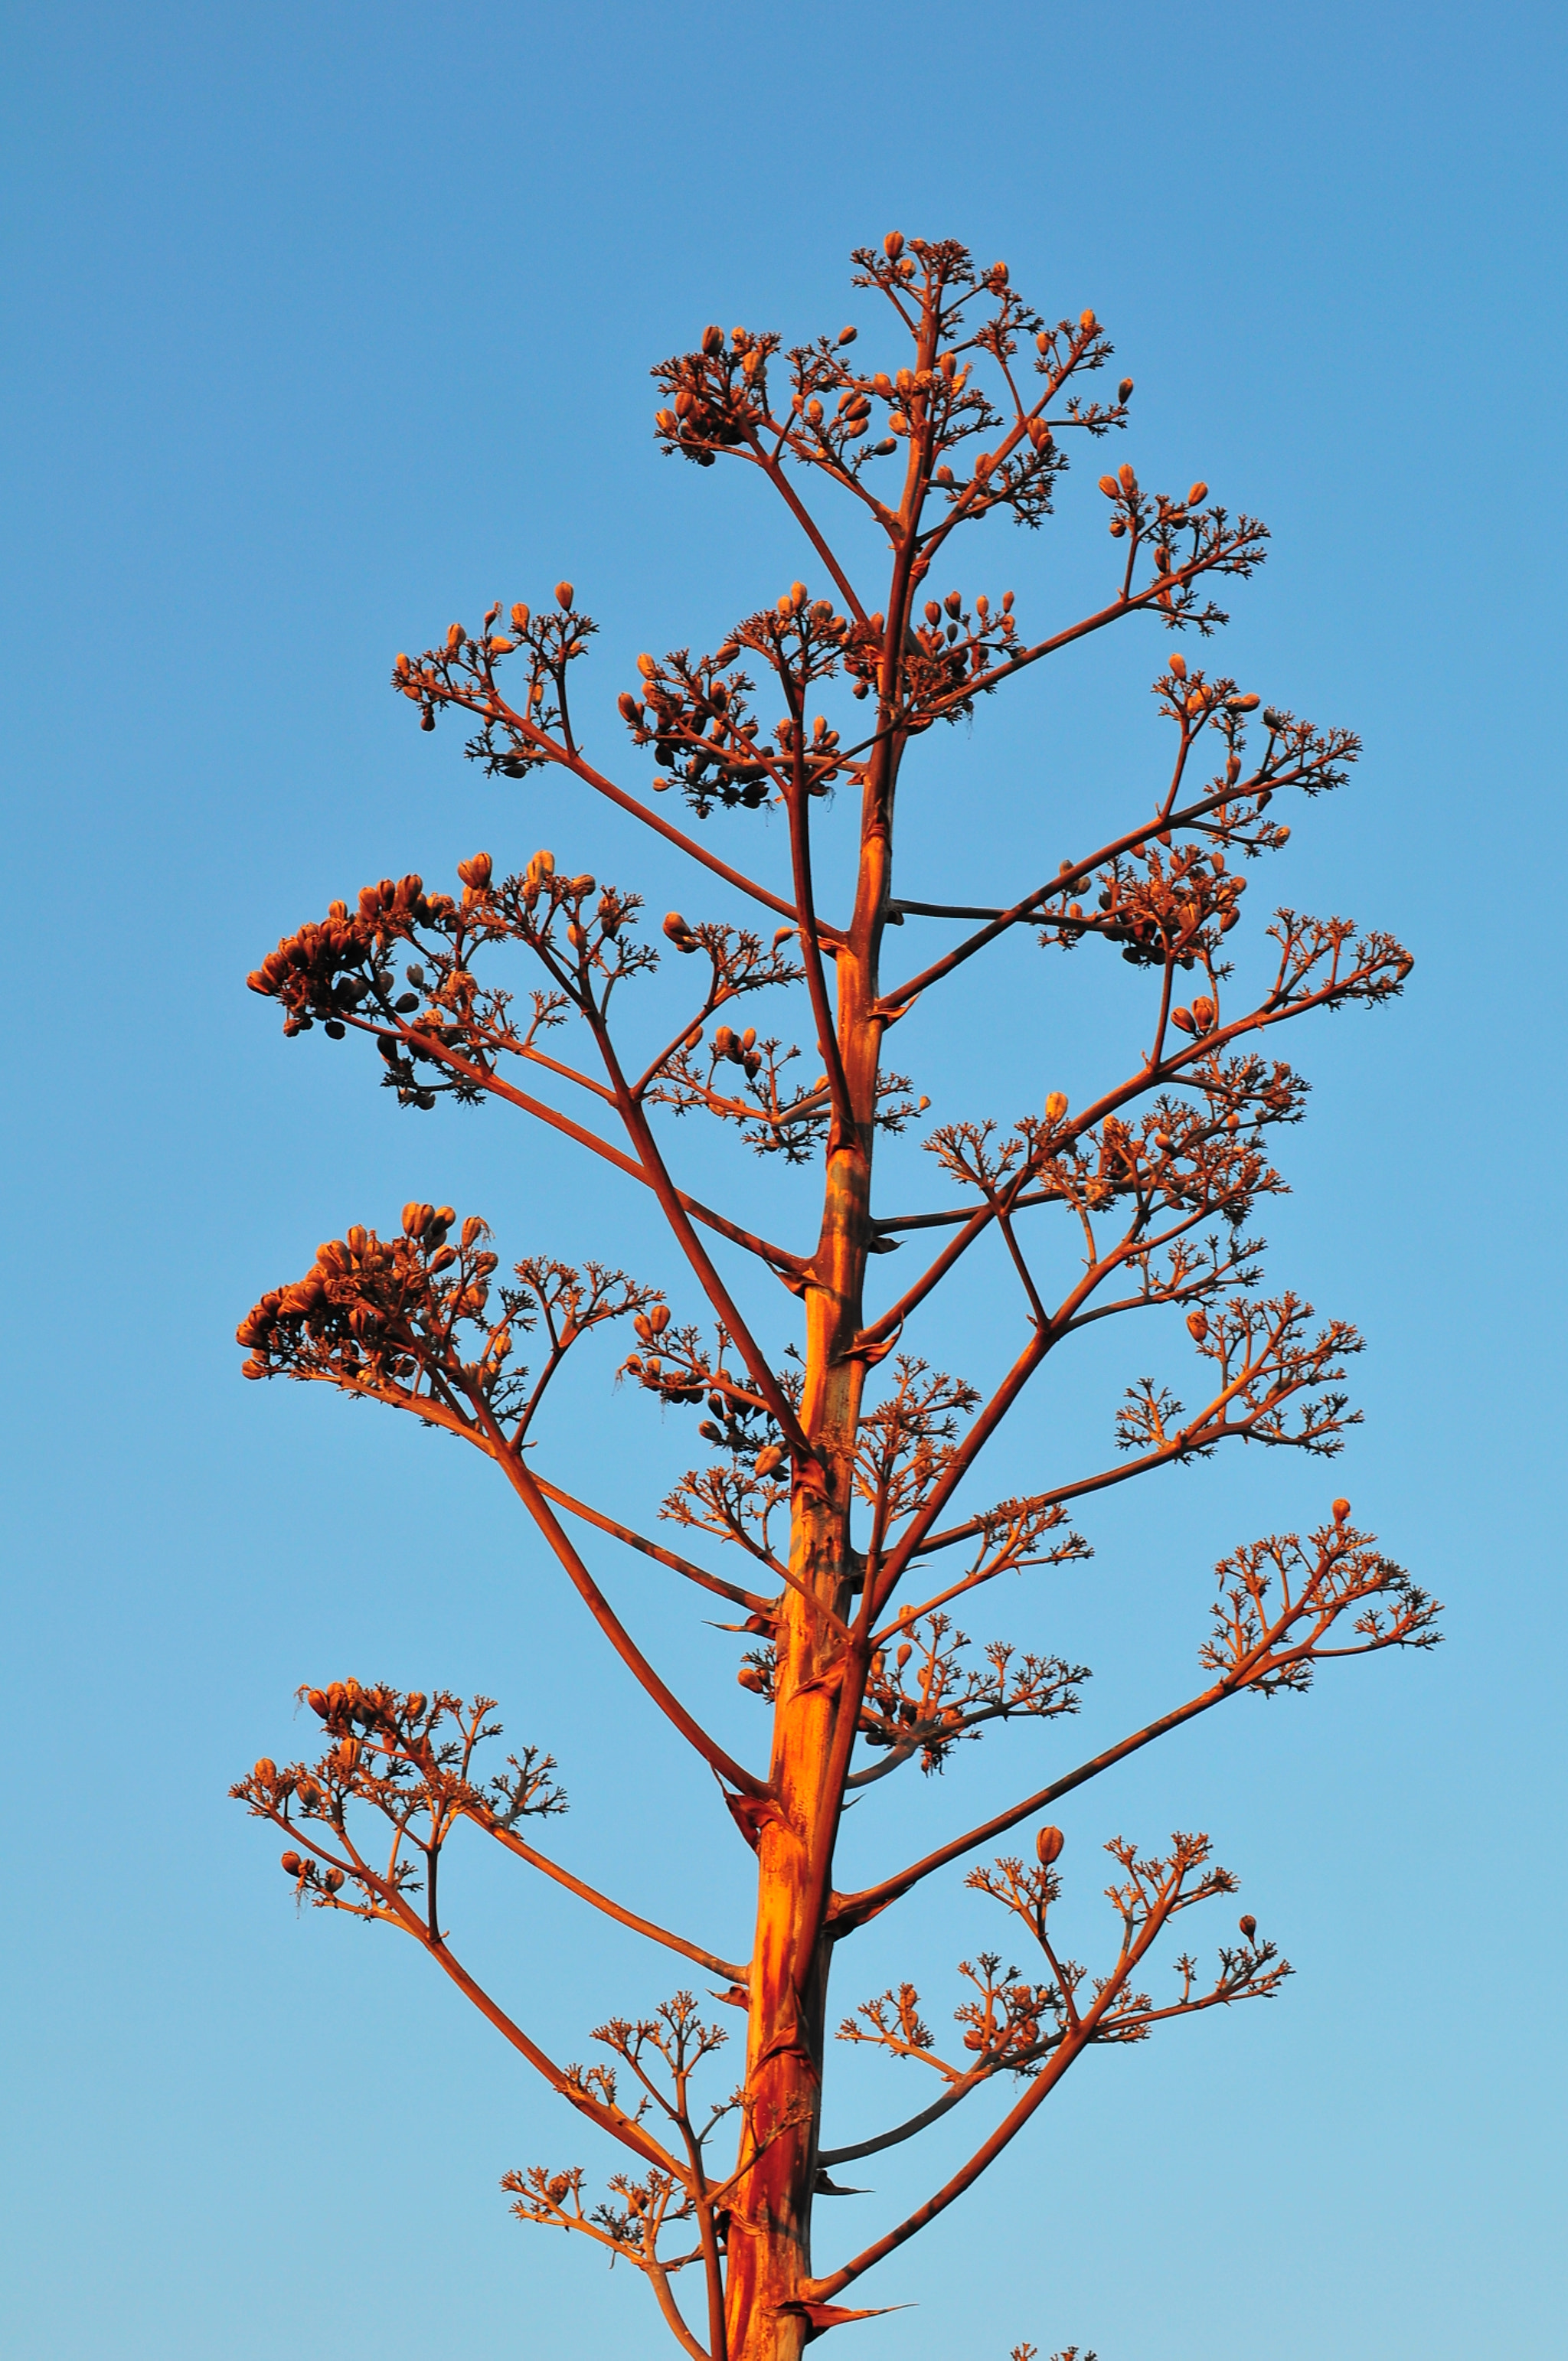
[1187,1308,1209,1343]
[279,1851,302,1876]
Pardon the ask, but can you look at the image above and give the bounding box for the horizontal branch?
[481,1821,747,1984]
[531,1471,773,1616]
[372,1022,807,1276]
[818,2076,976,2167]
[485,1426,770,1800]
[832,1678,1246,1932]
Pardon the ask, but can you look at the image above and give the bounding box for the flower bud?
[322,1866,345,1892]
[1098,474,1119,498]
[253,1759,276,1786]
[511,603,530,631]
[1036,1824,1065,1866]
[1044,1092,1069,1123]
[280,1851,302,1876]
[753,1444,785,1478]
[1188,482,1208,506]
[1168,651,1187,680]
[1239,1913,1257,1944]
[884,230,905,260]
[702,323,724,354]
[1118,377,1134,403]
[1186,1308,1209,1343]
[1331,1497,1351,1525]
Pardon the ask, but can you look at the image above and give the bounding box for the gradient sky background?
[4,6,1564,2358]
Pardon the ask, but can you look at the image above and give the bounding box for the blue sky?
[3,5,1564,2357]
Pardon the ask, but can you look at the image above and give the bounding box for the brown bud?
[1239,1913,1257,1944]
[279,1851,302,1876]
[405,1692,427,1721]
[1187,1308,1209,1343]
[1044,1091,1069,1123]
[1036,1824,1065,1866]
[1168,651,1187,681]
[702,323,724,354]
[884,230,905,260]
[1118,377,1134,403]
[253,1759,276,1786]
[306,1689,329,1716]
[1188,482,1208,505]
[322,1866,345,1892]
[1331,1497,1351,1525]
[554,581,574,609]
[753,1444,786,1479]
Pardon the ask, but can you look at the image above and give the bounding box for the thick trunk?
[724,798,894,2361]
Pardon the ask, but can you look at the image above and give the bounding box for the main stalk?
[723,730,901,2361]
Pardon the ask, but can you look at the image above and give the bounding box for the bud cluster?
[394,588,599,779]
[854,1609,1086,1781]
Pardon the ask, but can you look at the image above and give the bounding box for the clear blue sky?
[4,5,1563,2358]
